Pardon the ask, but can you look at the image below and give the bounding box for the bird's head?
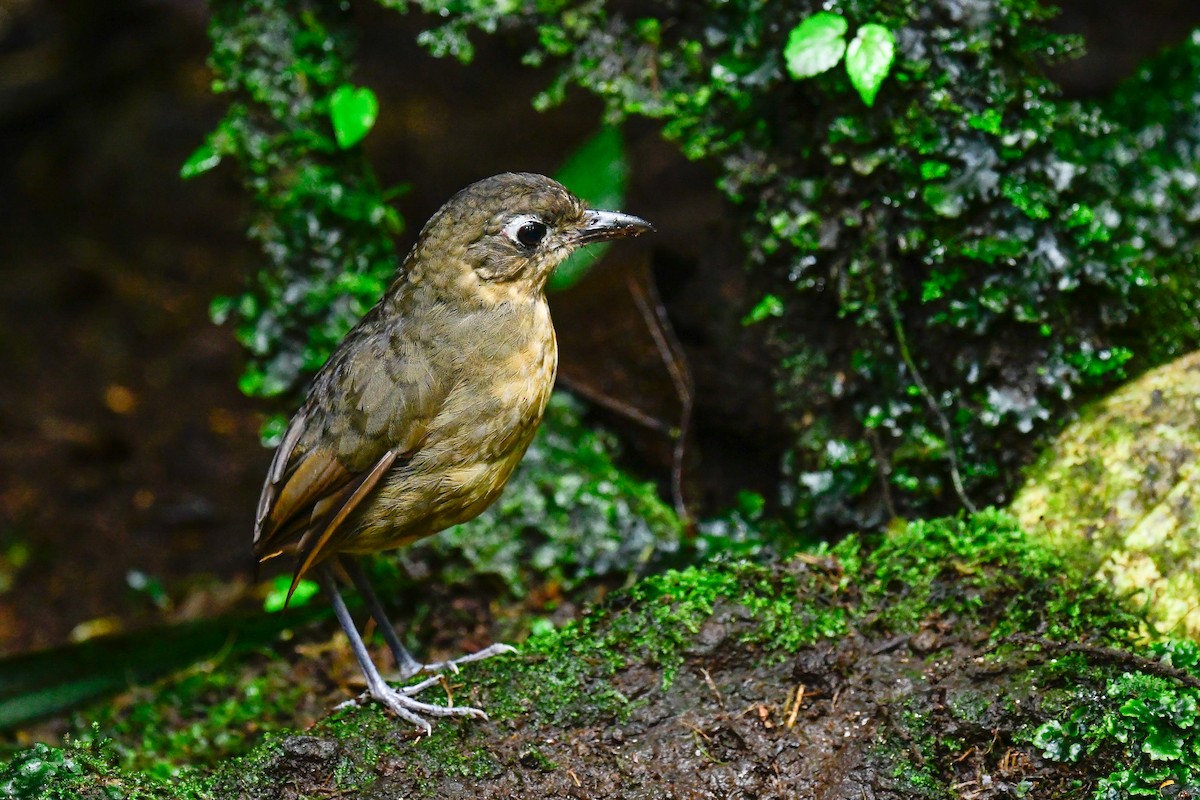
[403,172,653,305]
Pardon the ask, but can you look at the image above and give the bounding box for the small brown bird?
[253,172,653,731]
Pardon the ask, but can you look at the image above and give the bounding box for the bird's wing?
[252,332,443,600]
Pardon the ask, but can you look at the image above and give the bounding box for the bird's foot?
[399,642,517,680]
[338,673,488,734]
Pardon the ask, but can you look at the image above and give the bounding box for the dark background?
[0,0,1196,654]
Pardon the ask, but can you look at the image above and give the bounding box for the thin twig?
[699,667,726,709]
[556,373,675,436]
[786,684,805,729]
[625,266,695,524]
[875,235,976,512]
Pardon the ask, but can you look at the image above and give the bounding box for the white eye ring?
[502,215,549,249]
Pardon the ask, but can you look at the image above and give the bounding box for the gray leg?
[342,557,518,680]
[316,564,487,733]
[343,557,423,679]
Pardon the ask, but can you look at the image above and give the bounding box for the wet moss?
[74,651,312,779]
[0,736,202,800]
[867,511,1141,641]
[13,510,1187,796]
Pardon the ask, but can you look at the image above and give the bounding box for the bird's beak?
[570,209,655,246]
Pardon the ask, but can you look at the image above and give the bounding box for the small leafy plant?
[783,12,896,106]
[329,84,379,149]
[1030,641,1200,797]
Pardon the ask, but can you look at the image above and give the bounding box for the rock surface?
[1012,350,1200,638]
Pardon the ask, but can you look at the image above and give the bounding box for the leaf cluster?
[1031,641,1200,797]
[399,0,1200,529]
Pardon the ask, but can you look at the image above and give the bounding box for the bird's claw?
[339,673,490,733]
[371,685,488,735]
[400,642,517,680]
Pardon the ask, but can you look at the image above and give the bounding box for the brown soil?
[219,595,1093,799]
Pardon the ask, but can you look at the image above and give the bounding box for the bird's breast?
[352,299,558,549]
[446,298,557,462]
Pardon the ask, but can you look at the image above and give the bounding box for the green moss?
[8,510,1186,795]
[882,705,951,798]
[867,510,1140,641]
[0,737,202,800]
[75,652,310,778]
[1011,351,1200,638]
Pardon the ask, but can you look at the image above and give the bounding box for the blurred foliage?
[1098,29,1200,364]
[192,0,404,422]
[393,0,1200,532]
[0,607,325,731]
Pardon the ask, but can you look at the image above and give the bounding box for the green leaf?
[209,295,235,325]
[1143,727,1185,761]
[180,141,222,179]
[263,575,320,612]
[845,23,896,106]
[741,294,785,325]
[548,124,628,292]
[783,12,849,80]
[329,84,379,149]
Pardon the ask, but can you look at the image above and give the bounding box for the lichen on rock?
[1012,351,1200,638]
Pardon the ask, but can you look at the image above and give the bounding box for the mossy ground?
[7,511,1198,798]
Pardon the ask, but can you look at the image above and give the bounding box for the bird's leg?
[342,557,517,681]
[342,557,423,678]
[317,564,487,733]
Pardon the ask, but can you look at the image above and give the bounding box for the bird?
[252,172,654,732]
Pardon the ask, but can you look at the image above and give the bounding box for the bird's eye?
[503,216,548,250]
[516,221,547,248]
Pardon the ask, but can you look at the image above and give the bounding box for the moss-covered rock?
[11,512,1200,798]
[1011,351,1200,639]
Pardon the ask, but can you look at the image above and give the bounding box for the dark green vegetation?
[191,0,403,417]
[7,512,1200,797]
[1097,29,1200,364]
[393,0,1200,531]
[191,0,1200,535]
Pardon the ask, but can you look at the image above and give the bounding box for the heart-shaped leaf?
[846,23,896,107]
[783,12,849,80]
[330,84,379,149]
